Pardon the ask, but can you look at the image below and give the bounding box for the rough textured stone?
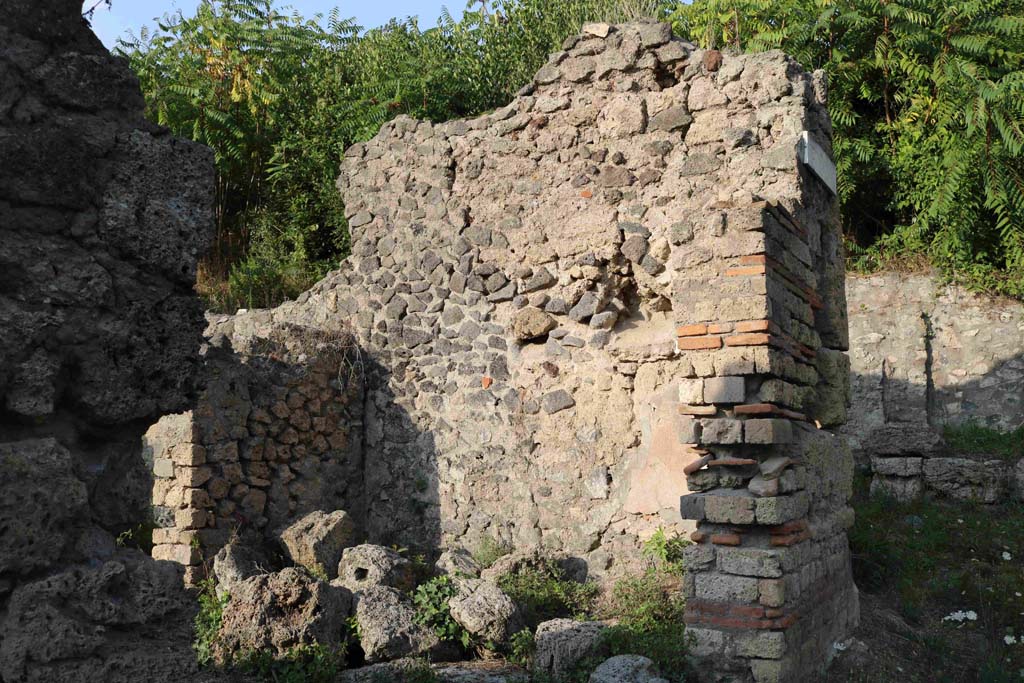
[337,544,417,592]
[436,548,483,577]
[871,456,923,477]
[353,586,445,663]
[449,578,524,643]
[0,3,215,680]
[0,438,88,576]
[541,389,576,414]
[589,655,669,683]
[278,509,358,579]
[533,619,608,679]
[213,537,270,599]
[214,567,349,662]
[0,555,202,683]
[922,458,1007,503]
[511,306,557,341]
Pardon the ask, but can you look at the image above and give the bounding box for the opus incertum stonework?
[146,19,857,682]
[0,1,857,679]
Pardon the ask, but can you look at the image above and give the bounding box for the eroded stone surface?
[337,544,417,592]
[533,618,608,679]
[448,578,524,643]
[353,586,447,663]
[0,2,214,680]
[214,567,350,662]
[279,509,358,579]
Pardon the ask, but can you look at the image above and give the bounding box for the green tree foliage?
[667,0,1024,296]
[118,0,660,310]
[119,0,359,310]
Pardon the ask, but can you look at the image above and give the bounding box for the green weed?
[472,536,511,569]
[412,575,473,649]
[497,559,598,628]
[238,643,344,683]
[642,527,690,574]
[193,578,229,666]
[943,421,1024,460]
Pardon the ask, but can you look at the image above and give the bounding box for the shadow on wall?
[146,321,446,579]
[150,316,1024,585]
[844,272,1024,454]
[844,351,1024,504]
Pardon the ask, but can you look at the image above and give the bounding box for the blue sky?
[82,0,465,47]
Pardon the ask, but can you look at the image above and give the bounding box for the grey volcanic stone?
[0,438,88,576]
[337,544,417,592]
[353,586,445,663]
[0,554,201,683]
[449,578,524,643]
[589,655,668,683]
[534,619,608,679]
[862,424,944,457]
[649,106,692,132]
[213,537,268,594]
[279,509,358,579]
[436,548,483,577]
[569,292,602,322]
[215,567,349,662]
[542,390,576,414]
[620,234,649,263]
[922,458,1007,503]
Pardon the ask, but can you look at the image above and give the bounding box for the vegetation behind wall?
[116,0,660,311]
[115,0,1024,308]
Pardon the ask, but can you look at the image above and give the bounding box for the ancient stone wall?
[145,320,365,583]
[0,2,217,681]
[153,21,858,681]
[843,271,1024,503]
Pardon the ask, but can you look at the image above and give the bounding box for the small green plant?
[642,527,690,574]
[238,643,344,683]
[345,614,362,642]
[193,578,229,666]
[597,568,692,682]
[308,562,329,581]
[497,559,598,628]
[412,575,473,649]
[472,536,511,569]
[508,628,535,667]
[943,421,1024,459]
[114,519,155,553]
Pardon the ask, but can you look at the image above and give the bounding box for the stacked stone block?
[673,93,857,683]
[146,322,364,584]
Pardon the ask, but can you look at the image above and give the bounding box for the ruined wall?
[0,2,217,680]
[145,320,364,583]
[144,20,855,681]
[843,271,1024,503]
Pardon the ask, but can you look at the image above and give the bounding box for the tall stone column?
[674,88,858,681]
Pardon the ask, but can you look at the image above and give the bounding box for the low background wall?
[844,271,1024,503]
